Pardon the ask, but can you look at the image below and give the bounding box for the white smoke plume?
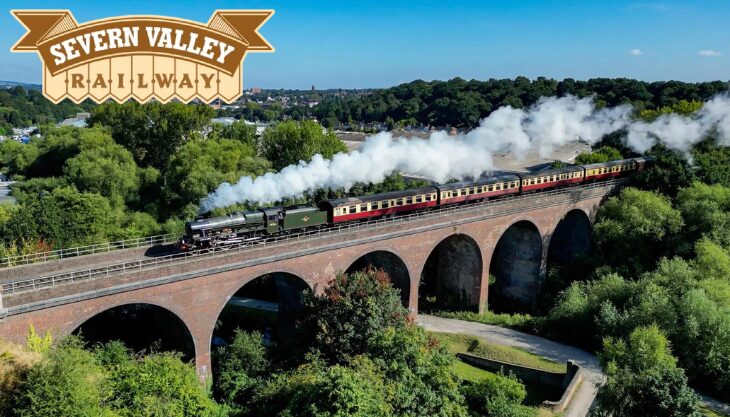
[201,94,730,210]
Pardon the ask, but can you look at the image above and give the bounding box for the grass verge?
[430,332,565,373]
[433,310,536,329]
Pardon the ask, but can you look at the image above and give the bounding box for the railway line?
[0,178,628,296]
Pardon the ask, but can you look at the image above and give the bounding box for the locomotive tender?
[180,157,652,249]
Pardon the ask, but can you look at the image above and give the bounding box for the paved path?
[418,315,602,417]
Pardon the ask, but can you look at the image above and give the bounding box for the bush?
[462,373,533,417]
[251,358,391,417]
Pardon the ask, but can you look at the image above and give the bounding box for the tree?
[593,326,701,417]
[165,137,270,214]
[0,140,38,175]
[300,269,409,364]
[98,344,222,417]
[209,120,258,149]
[88,101,214,171]
[574,146,623,165]
[261,120,347,171]
[634,146,696,197]
[676,182,730,249]
[0,337,43,415]
[297,269,467,417]
[63,136,140,207]
[251,358,391,417]
[13,337,115,417]
[214,330,270,414]
[593,188,683,274]
[671,289,730,400]
[5,186,118,248]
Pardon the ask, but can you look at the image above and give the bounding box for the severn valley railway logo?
[10,9,274,104]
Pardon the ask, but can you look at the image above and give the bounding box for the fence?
[0,234,177,268]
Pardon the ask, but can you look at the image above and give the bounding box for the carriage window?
[382,201,389,208]
[416,196,423,203]
[405,197,412,204]
[372,202,379,210]
[425,194,431,201]
[349,206,357,214]
[360,204,367,211]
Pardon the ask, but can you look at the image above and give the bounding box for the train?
[179,157,653,250]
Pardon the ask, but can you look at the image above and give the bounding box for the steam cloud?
[201,94,730,211]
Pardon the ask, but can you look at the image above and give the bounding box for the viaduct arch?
[73,302,196,362]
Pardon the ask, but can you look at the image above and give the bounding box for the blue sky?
[2,1,729,88]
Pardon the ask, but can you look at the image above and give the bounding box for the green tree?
[252,358,391,417]
[634,146,696,197]
[261,120,347,171]
[676,182,730,249]
[574,146,623,165]
[209,120,258,149]
[98,344,221,417]
[593,326,701,417]
[165,137,270,214]
[214,330,270,414]
[0,140,38,175]
[89,101,214,171]
[636,99,703,121]
[63,137,139,206]
[10,186,118,248]
[300,269,408,364]
[593,188,683,274]
[298,269,467,417]
[13,337,115,417]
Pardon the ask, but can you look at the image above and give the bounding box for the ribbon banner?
[11,10,274,104]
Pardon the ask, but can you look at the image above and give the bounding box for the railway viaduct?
[0,180,624,380]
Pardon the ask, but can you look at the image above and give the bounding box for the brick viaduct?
[0,181,623,380]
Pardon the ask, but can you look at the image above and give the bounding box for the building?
[58,112,90,128]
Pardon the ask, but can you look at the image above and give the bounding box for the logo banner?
[11,10,274,104]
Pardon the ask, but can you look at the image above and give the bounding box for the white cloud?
[628,49,643,56]
[699,50,722,57]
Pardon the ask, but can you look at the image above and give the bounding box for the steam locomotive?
[179,157,653,250]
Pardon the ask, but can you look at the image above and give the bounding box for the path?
[417,314,602,417]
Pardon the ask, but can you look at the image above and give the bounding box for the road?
[417,314,602,417]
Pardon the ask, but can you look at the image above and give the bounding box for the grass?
[433,310,536,329]
[432,332,563,415]
[430,332,565,373]
[701,405,730,417]
[452,359,497,382]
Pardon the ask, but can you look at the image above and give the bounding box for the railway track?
[1,178,628,296]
